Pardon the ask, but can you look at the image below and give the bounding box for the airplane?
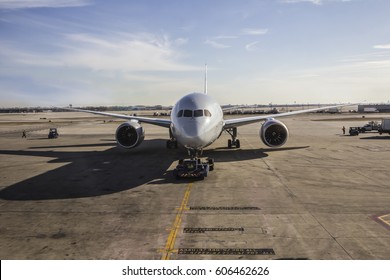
[63,68,354,164]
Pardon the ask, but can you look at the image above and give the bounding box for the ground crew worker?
[342,126,345,135]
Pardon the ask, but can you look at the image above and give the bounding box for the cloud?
[214,35,238,40]
[337,50,390,71]
[175,38,189,46]
[0,32,203,106]
[363,60,390,68]
[0,32,198,72]
[373,44,390,49]
[0,27,204,106]
[281,0,323,5]
[241,28,268,35]
[204,39,231,49]
[281,0,353,5]
[204,30,266,50]
[245,41,259,51]
[0,39,66,67]
[0,0,92,9]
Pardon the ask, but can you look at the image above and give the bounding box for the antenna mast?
[204,64,208,95]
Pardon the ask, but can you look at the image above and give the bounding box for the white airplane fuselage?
[170,93,224,150]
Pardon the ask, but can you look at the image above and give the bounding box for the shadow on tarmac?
[0,139,308,201]
[0,139,178,201]
[359,135,390,140]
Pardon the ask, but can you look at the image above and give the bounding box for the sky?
[1,0,390,107]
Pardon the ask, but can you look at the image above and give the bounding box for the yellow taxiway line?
[378,214,390,227]
[161,183,192,260]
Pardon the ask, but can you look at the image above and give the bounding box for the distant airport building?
[358,104,390,113]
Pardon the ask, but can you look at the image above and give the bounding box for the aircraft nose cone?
[181,121,209,148]
[183,123,201,137]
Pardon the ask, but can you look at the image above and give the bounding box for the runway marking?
[372,213,390,231]
[377,214,390,227]
[184,227,244,233]
[189,206,260,211]
[178,248,275,255]
[161,183,192,260]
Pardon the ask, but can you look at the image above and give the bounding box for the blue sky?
[1,0,390,107]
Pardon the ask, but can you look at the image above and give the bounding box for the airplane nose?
[181,120,209,147]
[183,122,201,137]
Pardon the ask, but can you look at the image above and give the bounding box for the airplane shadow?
[29,143,117,149]
[0,139,308,201]
[149,146,309,185]
[0,139,181,201]
[207,146,309,163]
[359,135,390,140]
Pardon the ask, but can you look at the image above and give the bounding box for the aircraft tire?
[208,158,214,171]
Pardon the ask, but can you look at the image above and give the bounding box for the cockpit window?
[183,110,193,117]
[194,109,203,117]
[178,109,212,118]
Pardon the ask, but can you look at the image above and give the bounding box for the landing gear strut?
[188,148,202,158]
[226,127,240,148]
[166,129,178,149]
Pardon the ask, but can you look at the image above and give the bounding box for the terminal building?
[358,104,390,113]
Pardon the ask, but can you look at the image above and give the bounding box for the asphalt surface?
[0,112,389,259]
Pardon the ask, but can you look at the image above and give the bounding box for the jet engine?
[115,122,145,149]
[260,119,289,147]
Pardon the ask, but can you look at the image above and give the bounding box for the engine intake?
[115,122,145,149]
[260,119,289,147]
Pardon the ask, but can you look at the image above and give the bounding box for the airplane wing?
[61,107,171,128]
[224,103,356,129]
[221,105,249,112]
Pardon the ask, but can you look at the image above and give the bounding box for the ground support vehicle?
[378,118,390,135]
[48,128,59,139]
[359,121,380,132]
[174,158,214,180]
[350,121,380,134]
[349,127,360,136]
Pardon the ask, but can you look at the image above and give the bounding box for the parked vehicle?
[350,121,380,135]
[378,119,390,135]
[359,121,380,132]
[48,128,59,139]
[349,127,360,136]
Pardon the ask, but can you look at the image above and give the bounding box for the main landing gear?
[166,129,178,149]
[226,127,240,148]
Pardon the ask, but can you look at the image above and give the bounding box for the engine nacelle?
[115,122,145,149]
[260,119,289,147]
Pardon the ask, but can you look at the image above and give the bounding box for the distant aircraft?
[65,68,353,159]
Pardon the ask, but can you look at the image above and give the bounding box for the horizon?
[0,102,363,111]
[1,0,390,107]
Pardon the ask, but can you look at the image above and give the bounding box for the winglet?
[204,63,208,95]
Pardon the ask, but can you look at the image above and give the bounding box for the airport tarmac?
[0,112,389,260]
